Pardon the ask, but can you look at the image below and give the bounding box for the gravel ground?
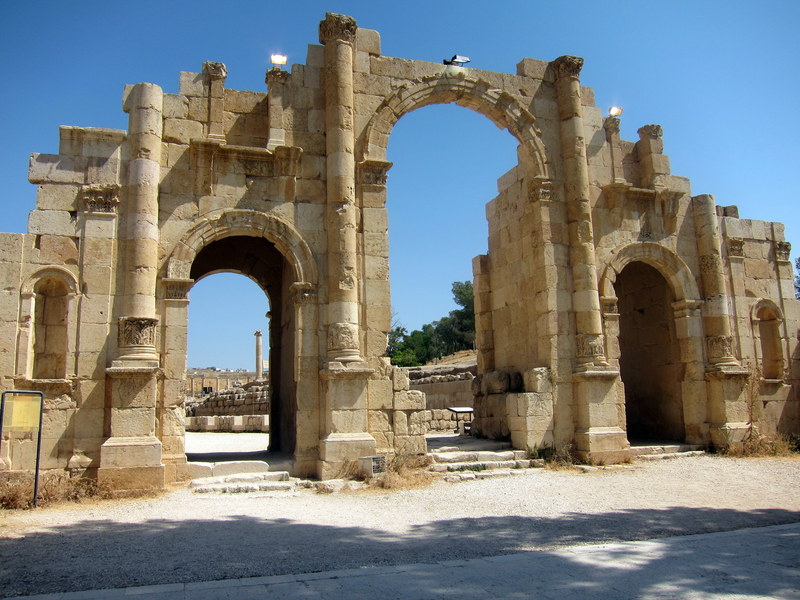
[1,454,799,598]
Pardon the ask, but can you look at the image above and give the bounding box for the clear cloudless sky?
[1,1,798,369]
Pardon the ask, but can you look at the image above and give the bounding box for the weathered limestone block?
[393,390,425,410]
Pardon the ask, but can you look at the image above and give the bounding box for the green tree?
[387,281,475,366]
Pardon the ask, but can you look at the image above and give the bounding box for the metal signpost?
[0,391,45,508]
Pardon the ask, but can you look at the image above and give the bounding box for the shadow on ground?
[1,506,798,597]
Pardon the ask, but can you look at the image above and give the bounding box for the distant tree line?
[388,281,475,367]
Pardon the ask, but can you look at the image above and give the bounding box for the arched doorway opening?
[615,261,685,442]
[188,235,297,454]
[386,104,517,362]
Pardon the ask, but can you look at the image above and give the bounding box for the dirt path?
[1,455,799,598]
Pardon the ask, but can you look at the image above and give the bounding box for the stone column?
[99,83,164,493]
[320,12,362,365]
[692,194,740,369]
[552,56,625,464]
[117,83,163,365]
[551,55,608,371]
[265,68,290,151]
[254,330,263,380]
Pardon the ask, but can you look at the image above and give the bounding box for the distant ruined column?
[551,55,607,371]
[320,13,362,364]
[254,330,263,380]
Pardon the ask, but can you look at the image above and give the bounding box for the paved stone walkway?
[10,523,799,599]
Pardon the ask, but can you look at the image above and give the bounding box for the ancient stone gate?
[1,13,798,492]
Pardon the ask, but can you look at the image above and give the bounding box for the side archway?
[600,242,707,444]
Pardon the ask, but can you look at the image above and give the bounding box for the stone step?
[189,471,290,488]
[432,441,512,453]
[192,480,295,494]
[186,460,271,479]
[430,459,542,473]
[429,450,527,463]
[629,444,703,457]
[444,469,528,483]
[635,450,705,461]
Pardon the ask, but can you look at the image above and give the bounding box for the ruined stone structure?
[1,13,798,492]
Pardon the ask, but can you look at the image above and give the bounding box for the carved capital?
[118,317,158,347]
[357,160,393,186]
[726,238,745,258]
[527,178,557,203]
[328,322,360,353]
[162,278,193,300]
[274,145,303,178]
[203,61,227,80]
[706,335,734,361]
[319,12,357,45]
[638,124,663,140]
[290,282,317,305]
[265,67,290,87]
[81,183,120,214]
[774,240,791,262]
[552,55,584,79]
[576,333,606,359]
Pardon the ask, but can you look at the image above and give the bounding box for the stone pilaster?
[692,194,749,449]
[202,61,227,141]
[265,68,290,151]
[320,12,361,365]
[636,124,670,189]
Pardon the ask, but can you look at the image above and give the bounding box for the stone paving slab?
[8,523,800,599]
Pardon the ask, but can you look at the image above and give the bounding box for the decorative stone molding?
[706,335,734,361]
[774,240,791,262]
[551,55,584,79]
[265,67,290,87]
[576,333,606,359]
[638,124,663,140]
[600,297,618,314]
[162,278,193,300]
[726,238,745,258]
[273,145,303,178]
[81,184,120,214]
[328,322,360,353]
[118,317,158,347]
[319,12,357,45]
[203,61,227,80]
[166,258,191,280]
[357,160,393,186]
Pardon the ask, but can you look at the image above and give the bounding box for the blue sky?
[2,1,798,369]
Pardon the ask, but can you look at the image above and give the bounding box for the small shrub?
[722,431,795,458]
[366,454,435,490]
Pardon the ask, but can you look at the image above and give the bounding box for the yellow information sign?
[3,395,42,432]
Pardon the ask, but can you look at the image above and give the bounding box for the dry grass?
[365,455,437,491]
[721,432,798,458]
[0,471,110,510]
